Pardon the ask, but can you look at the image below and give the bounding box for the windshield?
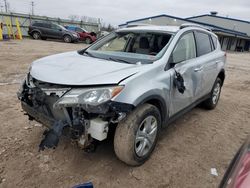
[58,25,67,30]
[85,31,173,64]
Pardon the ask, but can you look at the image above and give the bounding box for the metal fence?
[0,12,100,37]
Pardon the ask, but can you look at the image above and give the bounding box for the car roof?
[117,25,180,33]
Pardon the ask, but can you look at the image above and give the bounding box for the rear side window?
[195,32,212,56]
[32,22,42,27]
[32,22,50,28]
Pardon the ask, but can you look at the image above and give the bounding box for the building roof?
[119,14,250,39]
[119,14,189,27]
[186,14,250,25]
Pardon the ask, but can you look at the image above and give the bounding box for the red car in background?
[220,136,250,188]
[65,26,97,44]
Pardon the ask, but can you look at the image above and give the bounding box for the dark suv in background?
[28,22,80,43]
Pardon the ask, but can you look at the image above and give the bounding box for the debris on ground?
[210,168,219,176]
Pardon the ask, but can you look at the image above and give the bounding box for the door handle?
[194,67,203,72]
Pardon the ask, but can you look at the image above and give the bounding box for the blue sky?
[2,0,250,25]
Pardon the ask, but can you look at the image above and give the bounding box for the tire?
[114,103,161,166]
[63,35,72,43]
[32,32,41,40]
[202,77,222,110]
[85,37,92,44]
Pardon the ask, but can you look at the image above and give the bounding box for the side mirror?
[164,54,175,71]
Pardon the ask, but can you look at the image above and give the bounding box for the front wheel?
[202,77,222,109]
[63,35,72,43]
[85,37,92,44]
[114,103,161,166]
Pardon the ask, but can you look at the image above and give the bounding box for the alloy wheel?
[135,115,158,157]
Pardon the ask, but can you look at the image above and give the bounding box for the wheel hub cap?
[212,83,221,104]
[135,115,158,157]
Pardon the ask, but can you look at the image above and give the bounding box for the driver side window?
[172,32,196,64]
[51,24,60,30]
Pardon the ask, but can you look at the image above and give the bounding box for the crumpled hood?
[30,51,143,85]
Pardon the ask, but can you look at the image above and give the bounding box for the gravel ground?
[0,39,250,188]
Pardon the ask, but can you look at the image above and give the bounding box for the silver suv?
[18,24,226,166]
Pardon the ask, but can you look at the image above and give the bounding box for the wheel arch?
[136,95,168,126]
[63,33,72,38]
[31,29,42,35]
[217,69,225,86]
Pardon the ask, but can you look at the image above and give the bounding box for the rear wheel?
[63,35,72,43]
[32,32,41,40]
[202,77,222,109]
[114,103,161,166]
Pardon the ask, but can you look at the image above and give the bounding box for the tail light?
[221,137,250,188]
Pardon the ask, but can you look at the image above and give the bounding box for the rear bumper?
[21,102,54,128]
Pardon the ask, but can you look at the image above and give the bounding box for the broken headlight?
[54,86,124,107]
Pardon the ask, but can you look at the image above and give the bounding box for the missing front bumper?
[21,102,54,128]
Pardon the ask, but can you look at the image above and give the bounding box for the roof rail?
[180,23,212,31]
[126,23,153,28]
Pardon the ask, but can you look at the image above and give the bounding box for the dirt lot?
[0,39,250,188]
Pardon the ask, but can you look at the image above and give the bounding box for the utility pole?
[0,3,4,12]
[31,1,34,15]
[4,0,8,13]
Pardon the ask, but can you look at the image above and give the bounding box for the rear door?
[169,31,203,115]
[40,23,52,37]
[194,31,220,97]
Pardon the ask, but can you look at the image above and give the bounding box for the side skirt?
[165,94,211,126]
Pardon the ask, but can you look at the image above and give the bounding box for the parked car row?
[28,21,101,43]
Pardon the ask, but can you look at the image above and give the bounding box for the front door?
[169,32,203,116]
[49,24,63,39]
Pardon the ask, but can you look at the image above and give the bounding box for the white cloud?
[4,0,250,25]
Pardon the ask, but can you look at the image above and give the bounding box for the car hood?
[64,30,78,36]
[30,51,143,85]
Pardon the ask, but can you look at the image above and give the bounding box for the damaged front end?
[18,74,133,151]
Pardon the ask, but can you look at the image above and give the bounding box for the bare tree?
[68,15,80,22]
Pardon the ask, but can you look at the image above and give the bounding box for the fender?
[136,95,168,126]
[31,29,42,35]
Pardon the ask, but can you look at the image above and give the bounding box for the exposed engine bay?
[18,74,133,152]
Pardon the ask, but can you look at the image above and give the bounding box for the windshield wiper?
[109,57,133,64]
[83,51,95,57]
[78,49,95,57]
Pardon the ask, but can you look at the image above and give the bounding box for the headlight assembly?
[54,86,124,108]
